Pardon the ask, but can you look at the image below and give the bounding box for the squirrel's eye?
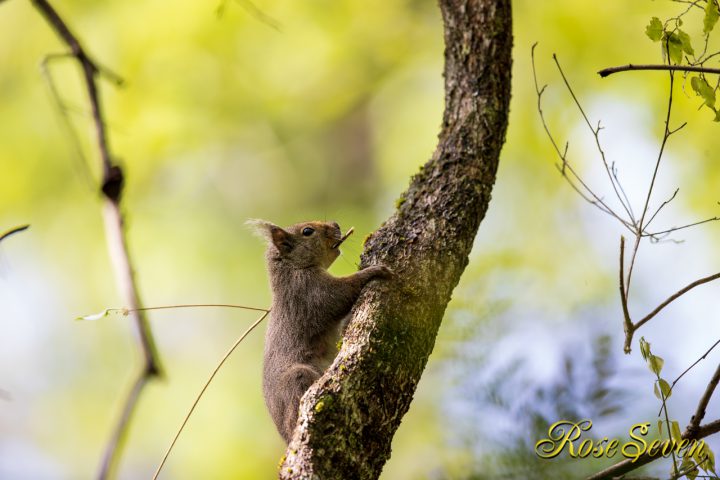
[302,227,315,236]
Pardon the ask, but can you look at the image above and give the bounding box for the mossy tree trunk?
[280,0,512,478]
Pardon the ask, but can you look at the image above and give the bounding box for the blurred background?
[1,0,719,478]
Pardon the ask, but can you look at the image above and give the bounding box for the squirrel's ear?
[269,226,295,254]
[246,219,294,253]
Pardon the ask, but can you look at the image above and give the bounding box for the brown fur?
[249,219,392,443]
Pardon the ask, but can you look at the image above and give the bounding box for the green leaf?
[640,337,651,360]
[705,0,719,34]
[664,32,684,65]
[646,17,664,41]
[706,447,716,474]
[649,354,665,375]
[75,309,111,321]
[696,446,717,474]
[654,378,672,399]
[678,29,694,55]
[691,76,717,109]
[695,445,707,469]
[671,420,682,442]
[682,455,699,480]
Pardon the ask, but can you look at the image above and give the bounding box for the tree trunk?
[280,0,512,478]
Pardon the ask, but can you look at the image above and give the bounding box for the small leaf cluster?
[679,446,718,480]
[639,337,670,401]
[645,15,694,65]
[646,0,720,121]
[639,338,719,480]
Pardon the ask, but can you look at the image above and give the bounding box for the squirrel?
[248,219,392,443]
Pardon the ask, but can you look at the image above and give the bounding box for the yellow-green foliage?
[1,0,720,479]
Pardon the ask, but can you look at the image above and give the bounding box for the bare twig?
[612,161,637,221]
[126,304,270,314]
[97,372,148,480]
[619,237,634,354]
[644,216,720,237]
[531,44,634,232]
[667,337,720,397]
[554,164,635,231]
[625,45,677,297]
[539,8,720,479]
[40,53,94,189]
[624,235,642,299]
[643,188,679,232]
[622,263,720,354]
[688,363,720,432]
[634,272,720,331]
[599,64,720,78]
[29,1,162,478]
[0,225,30,243]
[552,54,637,225]
[152,310,269,480]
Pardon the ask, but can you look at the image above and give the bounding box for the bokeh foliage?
[1,0,719,479]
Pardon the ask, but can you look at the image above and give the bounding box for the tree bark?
[280,0,512,478]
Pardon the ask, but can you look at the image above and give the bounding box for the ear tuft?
[246,219,277,241]
[246,219,294,253]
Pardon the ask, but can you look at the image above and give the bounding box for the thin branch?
[669,0,705,23]
[40,53,94,189]
[644,215,720,238]
[643,188,679,232]
[626,45,677,296]
[599,64,720,78]
[668,337,720,397]
[612,161,637,221]
[531,44,634,231]
[700,49,720,65]
[641,42,676,230]
[586,417,720,480]
[126,304,270,314]
[634,271,720,330]
[0,225,30,243]
[96,372,148,480]
[552,54,637,226]
[625,234,642,298]
[101,201,161,372]
[152,310,269,480]
[658,376,680,476]
[619,237,634,354]
[670,0,704,10]
[668,121,687,135]
[31,0,119,177]
[688,362,720,432]
[554,163,635,231]
[29,1,162,478]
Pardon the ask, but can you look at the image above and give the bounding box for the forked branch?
[29,1,162,479]
[533,42,720,357]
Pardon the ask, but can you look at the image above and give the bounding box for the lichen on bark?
[279,1,512,478]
